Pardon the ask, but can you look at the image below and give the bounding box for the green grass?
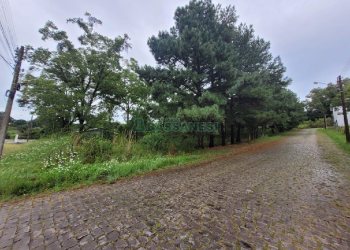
[7,126,18,139]
[319,128,350,154]
[0,133,284,201]
[3,143,30,156]
[0,136,230,201]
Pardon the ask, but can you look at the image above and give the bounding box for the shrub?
[298,118,333,129]
[18,127,43,139]
[112,133,138,161]
[140,132,197,153]
[79,137,114,164]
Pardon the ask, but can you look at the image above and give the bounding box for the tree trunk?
[79,119,85,132]
[126,100,130,124]
[209,134,214,148]
[221,122,226,146]
[230,124,235,144]
[236,124,241,143]
[323,114,327,129]
[198,135,204,148]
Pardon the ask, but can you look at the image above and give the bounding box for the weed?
[319,128,350,154]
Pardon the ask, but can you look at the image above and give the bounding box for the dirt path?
[0,129,349,249]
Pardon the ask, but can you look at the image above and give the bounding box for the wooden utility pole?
[337,75,350,143]
[0,46,25,157]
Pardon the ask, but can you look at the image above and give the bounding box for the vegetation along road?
[0,129,349,249]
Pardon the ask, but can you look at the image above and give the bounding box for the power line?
[0,52,13,69]
[0,0,16,49]
[0,0,16,59]
[0,21,14,59]
[4,0,17,45]
[0,0,16,43]
[0,29,13,61]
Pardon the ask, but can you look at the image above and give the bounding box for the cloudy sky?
[1,0,350,120]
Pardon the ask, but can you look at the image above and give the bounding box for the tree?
[305,85,337,129]
[330,78,350,109]
[19,13,129,132]
[225,26,291,141]
[118,58,150,124]
[139,0,303,146]
[139,0,236,147]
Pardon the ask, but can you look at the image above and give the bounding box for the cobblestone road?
[0,129,350,249]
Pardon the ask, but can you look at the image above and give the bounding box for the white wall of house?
[332,107,350,127]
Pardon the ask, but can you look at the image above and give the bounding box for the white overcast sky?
[1,0,350,120]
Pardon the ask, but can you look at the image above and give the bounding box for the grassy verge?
[319,128,350,154]
[3,142,31,156]
[0,133,283,202]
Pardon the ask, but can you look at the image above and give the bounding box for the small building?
[332,106,350,127]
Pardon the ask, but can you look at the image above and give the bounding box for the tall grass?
[320,128,350,154]
[3,143,30,155]
[0,134,226,200]
[0,131,284,201]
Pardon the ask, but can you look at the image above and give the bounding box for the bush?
[70,132,146,164]
[140,132,170,152]
[112,133,141,161]
[18,127,43,139]
[140,132,197,153]
[79,137,114,164]
[298,118,333,129]
[6,126,17,139]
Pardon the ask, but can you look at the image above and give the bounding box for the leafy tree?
[305,85,337,129]
[19,13,129,132]
[330,78,350,109]
[139,0,237,147]
[225,27,291,141]
[139,0,303,146]
[305,79,350,129]
[118,58,150,124]
[273,89,305,131]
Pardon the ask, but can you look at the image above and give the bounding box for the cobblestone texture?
[0,129,350,249]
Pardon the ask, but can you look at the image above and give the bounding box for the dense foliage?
[139,0,304,146]
[19,1,304,149]
[2,0,309,199]
[19,13,147,133]
[305,78,350,128]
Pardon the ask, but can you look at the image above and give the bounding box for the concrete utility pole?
[0,46,25,157]
[337,75,350,143]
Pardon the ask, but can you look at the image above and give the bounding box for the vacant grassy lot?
[3,142,31,156]
[0,134,284,201]
[320,128,350,154]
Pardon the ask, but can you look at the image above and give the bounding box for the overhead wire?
[0,52,13,69]
[0,29,12,60]
[0,0,16,61]
[3,0,17,45]
[0,21,14,59]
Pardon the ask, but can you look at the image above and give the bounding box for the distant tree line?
[305,78,350,128]
[19,0,305,148]
[0,113,41,139]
